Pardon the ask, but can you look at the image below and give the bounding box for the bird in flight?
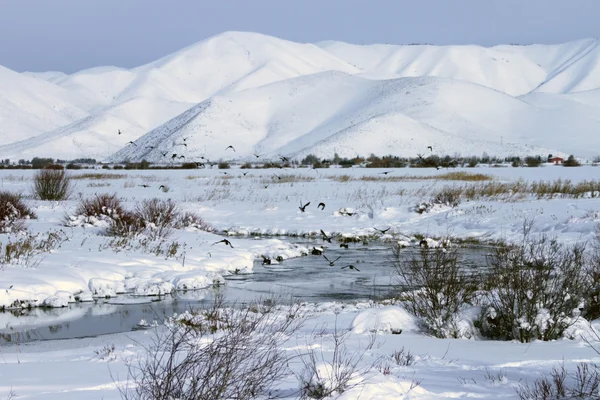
[158,185,166,190]
[183,137,189,142]
[212,239,234,248]
[323,254,341,266]
[417,153,424,160]
[279,155,289,162]
[299,201,310,212]
[171,154,178,159]
[374,227,391,234]
[320,229,332,243]
[139,184,150,188]
[118,129,122,135]
[242,171,250,176]
[427,146,433,151]
[146,146,156,150]
[161,151,168,157]
[339,243,349,249]
[341,264,360,271]
[317,202,326,210]
[127,141,137,146]
[264,184,269,189]
[225,145,236,152]
[253,153,261,158]
[380,171,393,175]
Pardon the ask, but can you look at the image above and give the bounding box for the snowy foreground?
[1,165,600,399]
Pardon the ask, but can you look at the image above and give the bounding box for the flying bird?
[273,175,282,180]
[118,129,122,135]
[171,154,178,159]
[146,146,156,150]
[139,184,150,188]
[323,254,341,267]
[242,171,250,176]
[299,201,310,213]
[320,229,332,243]
[212,239,234,248]
[179,155,185,159]
[340,243,349,249]
[374,227,391,234]
[341,264,360,272]
[427,146,433,151]
[127,141,137,146]
[264,184,269,189]
[161,152,168,157]
[380,171,393,175]
[417,153,424,160]
[159,185,166,190]
[225,145,236,152]
[317,202,326,210]
[253,153,261,158]
[279,155,289,162]
[183,137,189,142]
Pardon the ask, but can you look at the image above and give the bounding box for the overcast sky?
[1,0,599,73]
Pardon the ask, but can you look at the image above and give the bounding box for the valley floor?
[1,165,600,399]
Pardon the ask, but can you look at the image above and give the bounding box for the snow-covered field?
[1,165,600,398]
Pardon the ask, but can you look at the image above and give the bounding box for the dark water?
[0,240,491,344]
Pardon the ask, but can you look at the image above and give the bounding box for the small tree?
[525,156,542,167]
[33,169,72,200]
[563,155,581,167]
[392,244,478,338]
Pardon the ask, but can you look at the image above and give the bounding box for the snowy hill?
[108,72,569,163]
[2,32,600,161]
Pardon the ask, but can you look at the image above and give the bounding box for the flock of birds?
[120,128,435,272]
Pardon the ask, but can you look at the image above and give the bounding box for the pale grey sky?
[1,0,599,73]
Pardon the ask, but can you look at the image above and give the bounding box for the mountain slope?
[0,65,91,146]
[109,72,576,163]
[4,32,600,161]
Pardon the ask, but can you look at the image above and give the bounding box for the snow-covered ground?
[1,165,600,399]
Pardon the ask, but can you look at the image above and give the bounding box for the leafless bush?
[174,211,213,232]
[33,169,72,200]
[478,223,588,342]
[74,193,125,220]
[105,211,145,238]
[432,186,462,207]
[392,244,478,338]
[392,346,416,366]
[584,224,600,320]
[119,294,305,400]
[516,362,600,399]
[134,198,179,240]
[297,322,378,399]
[0,191,36,233]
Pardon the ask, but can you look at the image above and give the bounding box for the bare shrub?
[432,186,462,207]
[105,212,145,238]
[585,225,600,320]
[297,322,377,399]
[392,244,478,338]
[74,193,124,220]
[119,294,305,400]
[478,223,588,342]
[0,191,36,233]
[134,198,178,240]
[174,211,213,232]
[392,346,416,366]
[516,362,600,399]
[33,169,72,200]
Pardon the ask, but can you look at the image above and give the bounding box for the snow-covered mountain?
[2,31,600,161]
